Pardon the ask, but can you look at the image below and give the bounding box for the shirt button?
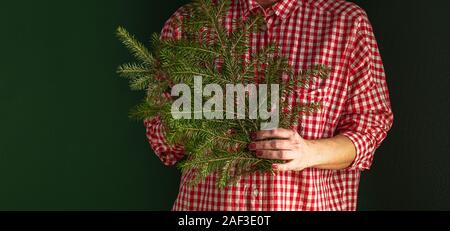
[259,23,267,31]
[252,188,259,197]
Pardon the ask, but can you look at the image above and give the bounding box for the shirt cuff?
[144,117,185,166]
[340,130,376,171]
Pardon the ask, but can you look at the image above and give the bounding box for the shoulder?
[160,4,192,39]
[162,4,191,27]
[300,0,369,24]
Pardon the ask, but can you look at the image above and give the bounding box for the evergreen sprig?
[117,0,330,189]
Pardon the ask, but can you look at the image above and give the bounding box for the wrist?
[303,139,324,168]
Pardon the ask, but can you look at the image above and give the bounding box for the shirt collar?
[239,0,299,20]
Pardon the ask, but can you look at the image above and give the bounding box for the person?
[144,0,393,211]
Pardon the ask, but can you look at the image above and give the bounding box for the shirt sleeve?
[144,9,185,166]
[337,12,394,171]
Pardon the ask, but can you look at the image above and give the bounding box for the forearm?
[307,135,356,170]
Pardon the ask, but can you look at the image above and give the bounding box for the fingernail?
[248,143,256,150]
[256,151,263,157]
[250,132,257,140]
[272,164,278,170]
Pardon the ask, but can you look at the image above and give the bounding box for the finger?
[252,128,297,141]
[272,160,304,172]
[256,150,297,160]
[249,139,293,150]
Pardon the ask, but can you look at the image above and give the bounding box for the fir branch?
[117,0,331,189]
[129,100,165,120]
[116,27,155,65]
[117,63,150,78]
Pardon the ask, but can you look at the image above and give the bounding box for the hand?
[248,128,320,172]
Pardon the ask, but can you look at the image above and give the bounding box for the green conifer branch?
[117,0,331,189]
[116,27,155,65]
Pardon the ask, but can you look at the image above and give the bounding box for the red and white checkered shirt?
[144,0,393,211]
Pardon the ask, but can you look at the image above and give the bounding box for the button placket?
[264,14,276,41]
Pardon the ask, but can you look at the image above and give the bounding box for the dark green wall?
[0,0,189,211]
[0,0,448,210]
